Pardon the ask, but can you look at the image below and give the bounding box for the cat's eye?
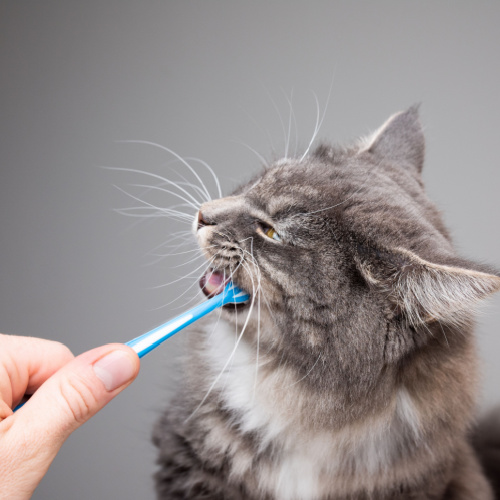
[261,225,282,242]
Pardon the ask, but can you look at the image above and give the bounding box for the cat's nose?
[197,210,215,231]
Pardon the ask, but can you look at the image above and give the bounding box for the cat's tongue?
[200,270,229,298]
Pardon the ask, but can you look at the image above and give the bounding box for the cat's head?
[194,107,500,383]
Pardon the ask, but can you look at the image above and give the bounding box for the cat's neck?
[196,318,457,499]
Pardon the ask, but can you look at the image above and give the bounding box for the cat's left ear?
[355,245,500,327]
[359,105,425,174]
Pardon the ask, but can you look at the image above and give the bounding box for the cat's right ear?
[359,106,425,174]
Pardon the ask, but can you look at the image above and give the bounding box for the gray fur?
[153,108,500,499]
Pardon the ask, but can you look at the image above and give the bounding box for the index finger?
[0,334,75,410]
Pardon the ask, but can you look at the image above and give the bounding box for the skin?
[0,334,140,500]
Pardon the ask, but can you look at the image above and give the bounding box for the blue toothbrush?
[13,283,249,411]
[125,282,250,358]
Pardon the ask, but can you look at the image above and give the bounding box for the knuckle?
[56,343,74,362]
[58,375,99,425]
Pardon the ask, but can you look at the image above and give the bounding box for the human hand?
[0,334,140,500]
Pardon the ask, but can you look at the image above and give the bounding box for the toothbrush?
[125,282,250,358]
[13,283,250,411]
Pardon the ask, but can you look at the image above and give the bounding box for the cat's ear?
[356,245,500,327]
[359,105,425,174]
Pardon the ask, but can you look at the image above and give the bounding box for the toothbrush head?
[221,282,250,305]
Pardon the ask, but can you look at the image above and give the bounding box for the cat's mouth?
[199,269,250,310]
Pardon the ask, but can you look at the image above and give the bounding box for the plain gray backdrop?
[1,2,499,499]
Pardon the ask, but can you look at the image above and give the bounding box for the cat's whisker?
[239,245,262,284]
[114,201,192,218]
[116,140,213,202]
[186,284,257,422]
[141,233,196,267]
[115,206,194,221]
[129,183,202,211]
[127,175,206,210]
[239,258,262,405]
[184,157,222,200]
[286,352,323,388]
[115,156,210,205]
[238,105,276,158]
[104,165,208,212]
[300,91,321,161]
[175,180,212,204]
[187,254,259,421]
[255,289,261,403]
[292,96,299,158]
[149,256,220,311]
[300,75,335,161]
[151,245,216,259]
[149,249,202,260]
[161,166,214,204]
[172,252,206,269]
[257,287,278,323]
[241,241,264,405]
[234,140,270,168]
[282,87,293,160]
[282,87,299,160]
[263,86,289,159]
[150,276,208,311]
[147,231,195,254]
[119,205,194,220]
[158,202,197,213]
[113,185,196,219]
[206,297,225,341]
[151,256,217,289]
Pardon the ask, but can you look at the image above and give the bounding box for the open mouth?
[199,269,250,310]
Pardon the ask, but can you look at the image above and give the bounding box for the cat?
[152,106,500,499]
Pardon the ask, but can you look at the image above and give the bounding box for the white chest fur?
[203,320,422,500]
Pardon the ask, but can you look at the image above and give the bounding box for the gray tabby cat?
[153,107,500,499]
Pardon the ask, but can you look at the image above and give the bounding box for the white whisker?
[234,140,269,168]
[184,157,222,199]
[116,140,213,202]
[172,252,206,268]
[151,245,214,259]
[282,87,294,159]
[300,92,321,161]
[112,184,196,218]
[104,165,205,210]
[114,208,194,223]
[300,74,335,161]
[187,252,258,421]
[263,86,288,159]
[148,258,218,311]
[151,256,216,289]
[129,182,203,211]
[147,231,195,253]
[238,105,276,157]
[286,353,323,388]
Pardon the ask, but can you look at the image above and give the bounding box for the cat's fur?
[153,107,500,499]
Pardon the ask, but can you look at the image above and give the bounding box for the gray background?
[1,2,499,499]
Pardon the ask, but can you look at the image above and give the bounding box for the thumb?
[3,345,140,498]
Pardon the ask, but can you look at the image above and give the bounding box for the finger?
[1,344,140,498]
[0,334,75,411]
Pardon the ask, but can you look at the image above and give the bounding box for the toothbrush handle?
[125,294,225,358]
[13,287,246,412]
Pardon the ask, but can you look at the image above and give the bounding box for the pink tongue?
[200,270,228,298]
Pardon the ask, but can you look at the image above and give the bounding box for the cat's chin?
[199,269,250,311]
